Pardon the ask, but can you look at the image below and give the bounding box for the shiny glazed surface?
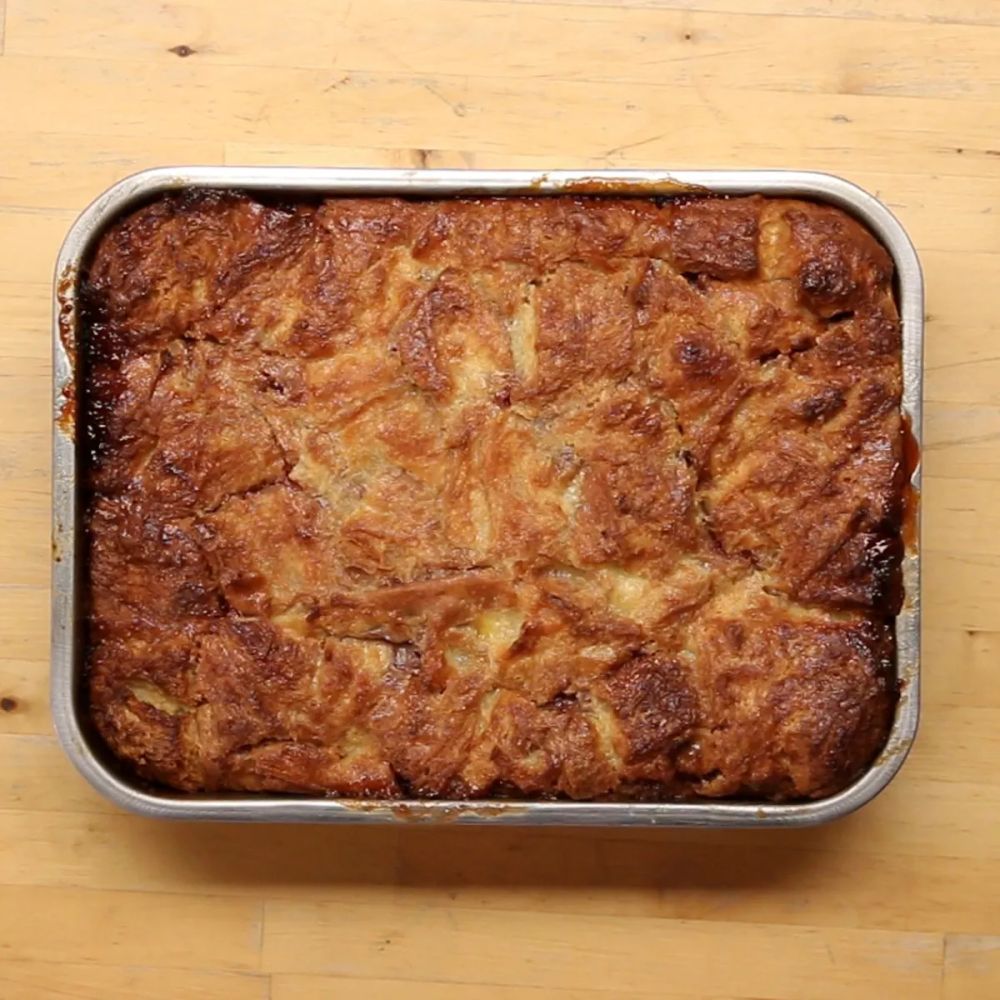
[82,192,903,801]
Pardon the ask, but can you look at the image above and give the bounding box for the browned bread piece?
[83,192,902,801]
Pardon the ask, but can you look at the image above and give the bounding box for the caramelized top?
[83,192,902,801]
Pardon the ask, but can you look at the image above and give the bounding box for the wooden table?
[2,2,998,997]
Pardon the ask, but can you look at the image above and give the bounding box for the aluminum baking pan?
[51,167,922,826]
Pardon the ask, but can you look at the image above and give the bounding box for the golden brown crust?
[83,192,901,801]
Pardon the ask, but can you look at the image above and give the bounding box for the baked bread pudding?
[82,191,904,801]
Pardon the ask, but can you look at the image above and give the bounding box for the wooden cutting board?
[1,1,998,997]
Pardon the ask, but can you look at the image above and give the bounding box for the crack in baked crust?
[83,192,902,801]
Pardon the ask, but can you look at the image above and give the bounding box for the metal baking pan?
[51,167,922,826]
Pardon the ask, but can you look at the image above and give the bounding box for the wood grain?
[1,1,997,997]
[0,961,268,1000]
[260,898,944,997]
[449,0,1000,27]
[6,0,999,102]
[0,885,262,970]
